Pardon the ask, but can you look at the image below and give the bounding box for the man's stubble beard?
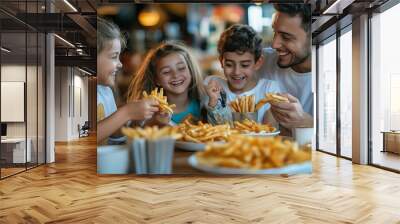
[277,37,311,69]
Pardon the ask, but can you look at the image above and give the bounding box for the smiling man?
[257,3,313,131]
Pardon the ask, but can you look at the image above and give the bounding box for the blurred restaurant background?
[97,3,277,106]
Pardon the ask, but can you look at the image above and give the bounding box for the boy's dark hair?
[273,4,311,33]
[217,24,263,62]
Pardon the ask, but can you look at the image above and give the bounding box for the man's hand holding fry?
[270,93,313,128]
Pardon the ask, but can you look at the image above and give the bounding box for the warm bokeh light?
[97,6,119,16]
[138,8,160,27]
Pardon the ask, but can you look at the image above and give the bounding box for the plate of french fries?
[175,115,238,151]
[189,135,311,174]
[233,119,280,137]
[121,126,182,140]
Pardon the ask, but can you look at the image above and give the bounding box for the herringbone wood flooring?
[0,135,399,224]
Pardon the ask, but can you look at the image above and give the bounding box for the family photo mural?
[96,3,313,175]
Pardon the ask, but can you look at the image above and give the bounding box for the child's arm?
[97,99,159,143]
[206,105,232,125]
[143,111,171,127]
[204,79,232,125]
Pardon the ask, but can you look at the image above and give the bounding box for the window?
[317,36,337,154]
[339,28,352,158]
[0,0,47,179]
[370,2,400,171]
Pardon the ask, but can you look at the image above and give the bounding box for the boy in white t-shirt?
[203,24,281,125]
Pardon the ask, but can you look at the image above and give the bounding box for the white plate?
[175,141,206,151]
[241,130,280,137]
[188,155,311,175]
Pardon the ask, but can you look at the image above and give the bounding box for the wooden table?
[98,135,296,175]
[172,149,203,174]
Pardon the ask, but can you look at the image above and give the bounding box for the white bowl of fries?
[122,126,181,174]
[241,130,280,137]
[233,119,279,137]
[189,135,312,175]
[189,155,311,175]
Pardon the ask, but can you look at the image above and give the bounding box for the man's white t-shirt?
[256,48,313,116]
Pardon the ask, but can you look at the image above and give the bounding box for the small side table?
[381,131,400,154]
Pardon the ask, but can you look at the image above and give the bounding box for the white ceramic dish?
[175,141,206,151]
[188,155,311,175]
[241,130,280,137]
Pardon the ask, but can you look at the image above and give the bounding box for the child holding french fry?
[97,17,160,144]
[127,41,205,126]
[204,24,281,125]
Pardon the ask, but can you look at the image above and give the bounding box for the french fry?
[255,98,269,110]
[196,135,311,169]
[265,93,290,103]
[142,88,176,115]
[255,93,290,111]
[248,95,254,112]
[244,96,248,113]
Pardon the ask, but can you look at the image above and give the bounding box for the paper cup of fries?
[131,138,147,174]
[232,111,258,123]
[147,138,176,174]
[122,126,181,174]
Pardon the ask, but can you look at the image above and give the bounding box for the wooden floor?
[0,135,400,223]
[373,150,400,171]
[1,167,26,178]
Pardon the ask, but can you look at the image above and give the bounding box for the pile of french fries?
[230,93,290,113]
[196,135,311,169]
[178,116,238,143]
[122,126,182,140]
[255,93,290,110]
[230,95,256,113]
[233,119,276,133]
[142,88,176,114]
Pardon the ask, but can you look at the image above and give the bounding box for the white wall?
[1,64,46,164]
[55,66,69,141]
[1,65,42,138]
[54,66,89,141]
[1,65,26,139]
